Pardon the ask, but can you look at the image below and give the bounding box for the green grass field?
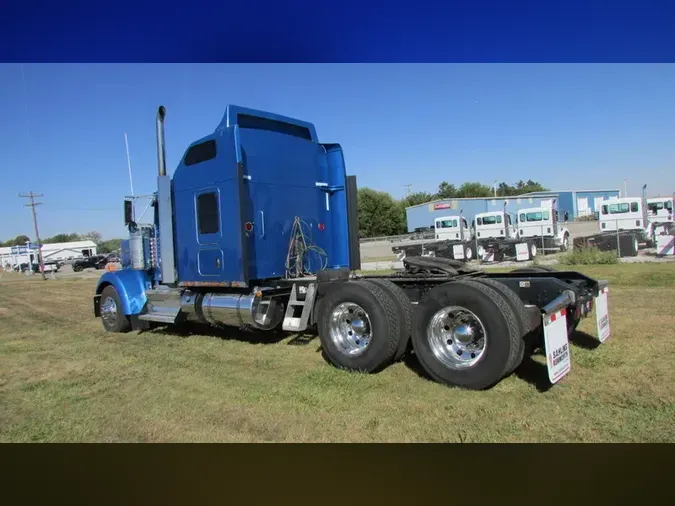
[1,263,673,442]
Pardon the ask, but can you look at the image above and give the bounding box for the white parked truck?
[647,197,674,237]
[575,189,654,256]
[473,210,538,261]
[473,210,518,241]
[516,206,571,253]
[392,214,476,261]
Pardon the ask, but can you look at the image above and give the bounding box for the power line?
[43,205,118,212]
[19,191,46,280]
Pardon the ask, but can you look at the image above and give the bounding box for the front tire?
[561,233,569,252]
[317,281,400,373]
[411,279,521,390]
[529,242,538,259]
[99,285,131,333]
[464,245,473,261]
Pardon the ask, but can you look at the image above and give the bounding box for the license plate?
[595,287,610,343]
[543,308,571,384]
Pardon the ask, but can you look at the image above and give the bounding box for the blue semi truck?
[93,105,612,390]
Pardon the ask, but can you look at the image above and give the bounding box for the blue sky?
[1,63,673,241]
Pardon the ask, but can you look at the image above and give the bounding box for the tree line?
[0,231,123,254]
[358,179,548,238]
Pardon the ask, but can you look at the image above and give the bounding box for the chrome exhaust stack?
[156,106,167,176]
[155,105,176,284]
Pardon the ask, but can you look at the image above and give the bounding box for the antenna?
[124,132,134,197]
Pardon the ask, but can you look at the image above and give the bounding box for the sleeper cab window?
[185,139,217,166]
[197,192,220,235]
[630,202,639,213]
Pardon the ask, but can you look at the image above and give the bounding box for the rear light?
[318,223,325,231]
[244,222,253,232]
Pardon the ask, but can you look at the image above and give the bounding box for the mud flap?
[595,286,610,343]
[515,243,530,261]
[452,244,465,260]
[543,308,571,384]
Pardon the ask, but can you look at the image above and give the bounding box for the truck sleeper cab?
[93,105,613,391]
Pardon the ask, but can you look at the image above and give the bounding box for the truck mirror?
[124,199,133,225]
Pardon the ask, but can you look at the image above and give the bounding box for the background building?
[0,240,97,269]
[405,189,620,232]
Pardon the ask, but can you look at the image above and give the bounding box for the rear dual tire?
[411,279,525,390]
[317,280,409,373]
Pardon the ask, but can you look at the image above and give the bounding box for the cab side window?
[197,192,220,235]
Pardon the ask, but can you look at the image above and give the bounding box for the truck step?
[282,282,317,332]
[138,311,179,324]
[138,298,181,323]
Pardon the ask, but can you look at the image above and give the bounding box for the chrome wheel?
[427,306,487,370]
[101,296,118,328]
[477,245,485,259]
[465,247,473,260]
[562,236,569,251]
[329,302,373,356]
[530,243,538,257]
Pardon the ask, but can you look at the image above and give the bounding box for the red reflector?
[244,222,253,232]
[318,223,325,231]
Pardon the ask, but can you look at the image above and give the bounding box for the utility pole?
[404,184,412,197]
[19,191,46,280]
